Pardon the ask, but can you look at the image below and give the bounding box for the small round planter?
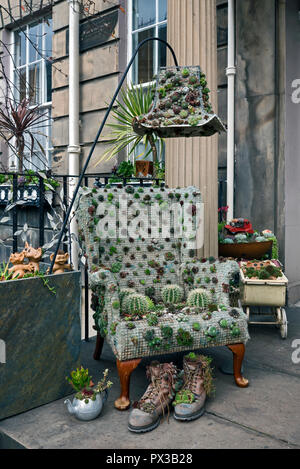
[218,240,273,260]
[64,390,108,421]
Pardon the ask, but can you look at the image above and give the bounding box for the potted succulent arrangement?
[0,170,59,207]
[95,83,165,178]
[64,367,113,421]
[0,245,81,421]
[218,214,278,260]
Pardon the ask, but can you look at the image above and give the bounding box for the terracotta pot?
[218,240,273,260]
[135,161,154,178]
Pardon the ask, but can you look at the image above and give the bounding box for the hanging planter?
[133,66,226,138]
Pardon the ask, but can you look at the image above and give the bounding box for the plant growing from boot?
[161,284,184,306]
[187,288,209,308]
[173,389,195,406]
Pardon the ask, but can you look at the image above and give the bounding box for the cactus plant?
[161,284,184,305]
[187,288,209,308]
[123,293,150,318]
[119,288,136,304]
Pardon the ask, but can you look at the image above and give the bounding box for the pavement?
[0,307,300,449]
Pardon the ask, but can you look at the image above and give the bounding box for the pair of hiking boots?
[128,353,214,433]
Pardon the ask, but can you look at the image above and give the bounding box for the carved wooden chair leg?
[227,343,249,388]
[115,358,142,411]
[93,332,104,361]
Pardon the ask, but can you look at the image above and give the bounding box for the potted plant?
[94,84,165,178]
[0,247,81,421]
[64,367,113,421]
[0,170,59,207]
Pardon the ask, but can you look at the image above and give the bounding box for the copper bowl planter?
[218,240,273,260]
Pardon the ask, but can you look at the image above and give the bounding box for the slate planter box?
[0,271,81,421]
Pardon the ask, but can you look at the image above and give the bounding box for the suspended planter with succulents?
[95,83,165,178]
[133,66,226,138]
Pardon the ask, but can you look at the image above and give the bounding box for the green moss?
[192,322,201,332]
[112,301,120,310]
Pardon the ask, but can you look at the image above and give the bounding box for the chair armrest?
[89,268,122,324]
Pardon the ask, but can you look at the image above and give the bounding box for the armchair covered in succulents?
[76,185,249,410]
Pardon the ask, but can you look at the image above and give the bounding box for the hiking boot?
[173,353,214,421]
[128,361,179,433]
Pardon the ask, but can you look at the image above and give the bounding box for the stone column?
[166,0,219,257]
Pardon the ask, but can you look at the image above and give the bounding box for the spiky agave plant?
[94,83,164,175]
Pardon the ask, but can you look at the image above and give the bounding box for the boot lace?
[137,363,177,422]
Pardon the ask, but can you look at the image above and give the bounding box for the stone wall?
[234,0,287,272]
[285,0,300,303]
[51,0,124,174]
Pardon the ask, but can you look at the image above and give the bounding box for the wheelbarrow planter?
[0,271,81,421]
[239,262,288,339]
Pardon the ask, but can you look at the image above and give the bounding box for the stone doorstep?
[0,320,300,450]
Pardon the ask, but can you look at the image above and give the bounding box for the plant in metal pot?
[94,83,165,178]
[65,367,113,421]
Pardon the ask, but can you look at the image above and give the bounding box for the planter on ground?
[0,271,81,421]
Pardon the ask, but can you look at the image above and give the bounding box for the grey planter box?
[0,271,81,421]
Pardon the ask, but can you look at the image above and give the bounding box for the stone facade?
[51,0,124,174]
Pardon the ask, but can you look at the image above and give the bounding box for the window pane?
[29,21,43,62]
[46,60,52,102]
[24,109,50,170]
[132,28,155,84]
[217,5,228,47]
[158,24,167,70]
[28,62,42,104]
[15,30,26,66]
[14,69,26,102]
[159,0,167,22]
[44,17,53,58]
[132,0,156,30]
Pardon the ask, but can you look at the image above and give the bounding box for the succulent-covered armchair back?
[76,184,202,300]
[180,258,240,307]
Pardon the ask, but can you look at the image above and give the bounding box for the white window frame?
[127,0,167,165]
[11,16,53,171]
[127,0,167,85]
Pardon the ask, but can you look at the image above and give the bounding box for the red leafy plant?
[0,98,48,171]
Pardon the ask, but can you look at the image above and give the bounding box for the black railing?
[0,171,164,341]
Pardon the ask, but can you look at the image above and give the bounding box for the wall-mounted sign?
[66,9,118,54]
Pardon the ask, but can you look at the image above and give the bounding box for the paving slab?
[0,308,300,449]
